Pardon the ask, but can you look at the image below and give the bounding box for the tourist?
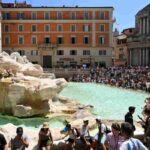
[119,122,147,150]
[125,106,136,132]
[94,116,107,150]
[60,123,78,150]
[143,106,150,149]
[80,119,91,146]
[70,66,150,93]
[11,127,29,150]
[0,133,8,150]
[105,123,124,150]
[38,122,53,150]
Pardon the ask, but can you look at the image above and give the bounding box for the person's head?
[143,106,150,116]
[83,120,89,126]
[16,127,23,137]
[42,122,49,132]
[121,122,133,138]
[111,123,121,136]
[129,106,135,114]
[63,123,71,133]
[96,116,102,125]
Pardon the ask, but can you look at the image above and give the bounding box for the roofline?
[1,3,114,9]
[122,27,135,33]
[2,6,114,9]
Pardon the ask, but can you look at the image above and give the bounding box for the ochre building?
[1,2,114,68]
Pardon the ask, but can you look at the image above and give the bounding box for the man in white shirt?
[120,122,147,150]
[95,116,107,150]
[80,120,90,137]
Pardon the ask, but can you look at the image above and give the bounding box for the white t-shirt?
[94,123,106,144]
[80,125,89,136]
[119,138,148,150]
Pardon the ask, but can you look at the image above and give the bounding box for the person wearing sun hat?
[38,122,53,150]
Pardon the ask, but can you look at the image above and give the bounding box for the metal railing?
[44,68,90,77]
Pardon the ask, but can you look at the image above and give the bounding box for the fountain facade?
[0,52,68,117]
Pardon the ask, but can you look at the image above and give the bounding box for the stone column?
[141,18,143,35]
[146,48,149,66]
[147,17,150,34]
[143,17,146,34]
[129,49,132,66]
[139,48,141,66]
[143,48,145,66]
[140,18,142,34]
[141,48,143,66]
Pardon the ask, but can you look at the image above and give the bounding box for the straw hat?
[42,122,49,128]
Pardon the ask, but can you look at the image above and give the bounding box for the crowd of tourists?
[70,66,150,92]
[0,106,150,150]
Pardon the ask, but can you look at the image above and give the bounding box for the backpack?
[72,127,80,137]
[105,125,111,134]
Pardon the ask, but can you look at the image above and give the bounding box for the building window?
[31,36,37,44]
[31,12,37,20]
[18,36,24,44]
[31,25,37,32]
[18,24,24,32]
[70,50,77,55]
[99,36,105,44]
[44,12,50,20]
[31,50,38,56]
[119,54,124,59]
[83,50,90,55]
[44,37,50,44]
[99,50,106,55]
[83,36,89,44]
[70,24,76,32]
[99,24,105,32]
[4,36,10,45]
[3,12,10,20]
[70,12,76,19]
[17,12,24,20]
[99,12,105,19]
[71,37,76,44]
[57,50,64,55]
[99,61,106,67]
[119,48,123,51]
[45,24,50,32]
[57,24,63,31]
[18,50,25,56]
[57,12,63,19]
[4,25,9,32]
[83,12,90,19]
[57,37,63,44]
[83,24,90,32]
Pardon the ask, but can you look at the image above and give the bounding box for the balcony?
[37,43,58,49]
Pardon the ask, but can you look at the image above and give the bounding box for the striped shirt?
[119,138,148,150]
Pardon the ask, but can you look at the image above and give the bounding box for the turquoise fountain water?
[60,82,150,121]
[0,82,149,128]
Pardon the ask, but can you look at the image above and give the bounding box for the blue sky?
[3,0,150,32]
